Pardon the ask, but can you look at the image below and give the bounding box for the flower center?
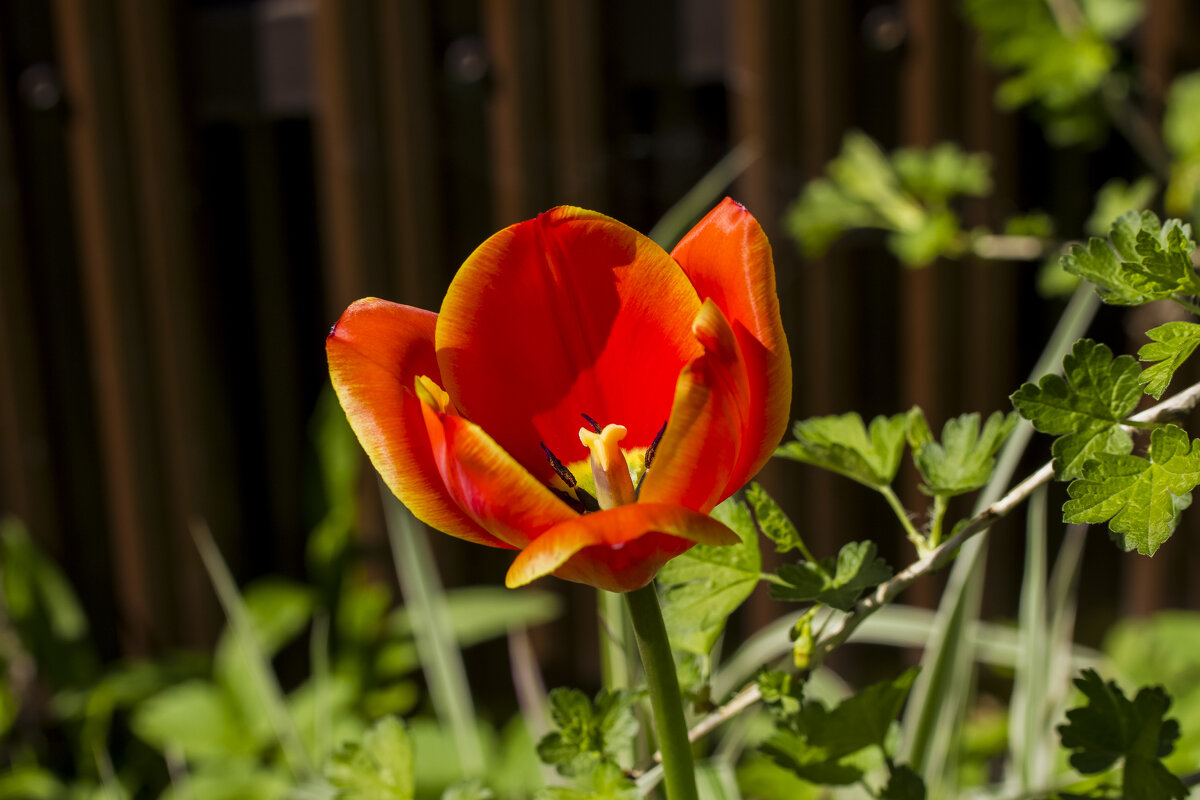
[579,423,637,509]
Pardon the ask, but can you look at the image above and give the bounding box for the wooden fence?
[1,0,1199,678]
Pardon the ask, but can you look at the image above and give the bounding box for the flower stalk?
[624,583,697,800]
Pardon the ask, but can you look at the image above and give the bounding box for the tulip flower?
[327,198,791,593]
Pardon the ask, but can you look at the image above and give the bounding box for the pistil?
[579,423,637,509]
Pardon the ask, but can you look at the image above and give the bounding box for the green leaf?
[887,208,961,267]
[1079,0,1143,38]
[907,409,1018,496]
[1138,322,1200,399]
[1086,176,1159,237]
[536,762,636,800]
[1063,425,1200,555]
[1010,338,1141,480]
[1164,71,1200,159]
[659,496,760,656]
[391,586,561,647]
[158,764,290,800]
[131,680,257,761]
[0,767,62,800]
[745,483,803,554]
[892,143,991,206]
[441,779,495,800]
[1064,211,1200,304]
[1128,216,1200,296]
[776,412,909,490]
[880,764,927,800]
[763,669,920,785]
[1058,670,1186,800]
[327,716,414,800]
[537,689,638,777]
[772,541,893,612]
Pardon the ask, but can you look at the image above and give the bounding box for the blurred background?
[3,0,1200,691]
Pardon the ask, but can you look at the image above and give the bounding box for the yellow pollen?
[578,423,636,509]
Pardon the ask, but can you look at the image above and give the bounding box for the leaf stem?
[927,495,949,549]
[625,583,697,800]
[879,486,927,552]
[1171,294,1200,317]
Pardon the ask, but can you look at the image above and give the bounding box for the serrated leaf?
[1127,217,1200,296]
[1063,425,1200,555]
[659,496,761,656]
[892,143,991,206]
[1060,233,1159,306]
[772,541,893,612]
[908,409,1018,496]
[764,669,920,785]
[776,412,909,490]
[744,483,803,554]
[1010,338,1141,479]
[537,689,637,777]
[1138,322,1200,399]
[327,716,414,800]
[1058,669,1186,800]
[1064,211,1200,304]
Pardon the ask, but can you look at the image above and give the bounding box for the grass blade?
[381,486,485,777]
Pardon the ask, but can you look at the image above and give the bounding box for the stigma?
[578,423,636,509]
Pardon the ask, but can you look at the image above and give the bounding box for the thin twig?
[673,377,1200,750]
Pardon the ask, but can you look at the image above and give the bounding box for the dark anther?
[541,442,577,487]
[645,421,667,469]
[581,413,602,433]
[551,488,584,513]
[635,421,668,500]
[574,486,601,513]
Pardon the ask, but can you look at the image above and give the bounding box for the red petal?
[671,199,792,496]
[436,207,702,482]
[419,397,579,549]
[327,299,505,548]
[505,503,741,592]
[638,300,750,513]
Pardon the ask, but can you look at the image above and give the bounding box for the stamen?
[580,413,602,434]
[540,442,577,487]
[635,420,668,499]
[579,423,636,509]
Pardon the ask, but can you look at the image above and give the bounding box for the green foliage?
[964,0,1135,144]
[761,668,921,787]
[537,689,638,778]
[1086,177,1160,237]
[1058,670,1186,800]
[327,716,414,800]
[659,495,761,656]
[391,586,561,649]
[1063,211,1199,305]
[536,763,636,800]
[744,483,803,554]
[785,133,989,265]
[772,541,892,612]
[880,764,927,800]
[1138,322,1200,399]
[776,411,909,490]
[906,409,1018,496]
[1010,338,1142,480]
[1063,424,1200,555]
[1163,71,1200,215]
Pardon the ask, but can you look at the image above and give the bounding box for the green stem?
[598,589,635,768]
[928,495,949,549]
[624,584,697,800]
[1171,294,1200,317]
[880,486,926,552]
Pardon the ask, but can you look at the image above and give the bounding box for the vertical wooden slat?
[378,0,442,309]
[115,0,228,645]
[548,0,606,209]
[0,21,58,546]
[51,0,164,653]
[311,0,388,318]
[484,0,550,225]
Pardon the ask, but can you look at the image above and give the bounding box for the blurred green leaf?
[1086,177,1158,237]
[892,144,991,205]
[308,385,362,574]
[1138,322,1200,399]
[327,716,414,800]
[1010,338,1141,480]
[537,688,638,778]
[776,412,908,490]
[391,586,560,648]
[659,495,760,656]
[1059,669,1185,800]
[880,764,927,800]
[1064,424,1200,556]
[772,541,892,612]
[441,779,495,800]
[907,410,1018,496]
[0,766,62,799]
[131,680,256,761]
[159,763,291,800]
[537,762,636,800]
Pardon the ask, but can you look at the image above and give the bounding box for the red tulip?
[327,199,791,592]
